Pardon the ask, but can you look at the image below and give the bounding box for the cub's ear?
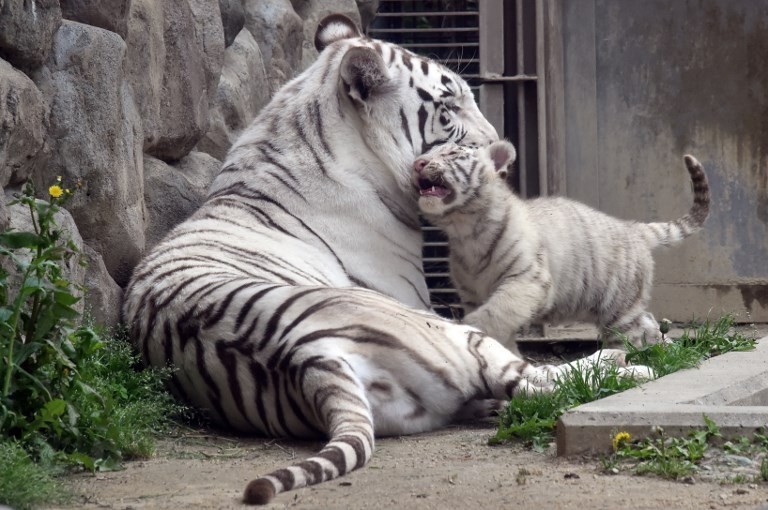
[339,47,390,109]
[485,140,517,180]
[315,14,362,51]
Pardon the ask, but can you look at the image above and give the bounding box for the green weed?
[614,421,719,480]
[0,183,183,507]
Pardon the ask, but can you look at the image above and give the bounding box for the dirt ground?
[54,424,768,510]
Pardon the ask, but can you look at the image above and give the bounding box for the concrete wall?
[554,0,768,322]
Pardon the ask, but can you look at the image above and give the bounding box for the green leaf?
[68,452,96,471]
[54,290,80,306]
[95,456,124,472]
[0,231,44,249]
[0,306,13,322]
[44,399,67,418]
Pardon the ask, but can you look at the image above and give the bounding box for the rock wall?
[0,0,370,328]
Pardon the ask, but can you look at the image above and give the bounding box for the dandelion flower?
[49,185,63,198]
[612,431,631,451]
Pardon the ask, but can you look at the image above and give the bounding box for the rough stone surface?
[0,0,354,300]
[0,184,8,233]
[0,0,62,69]
[197,29,269,161]
[0,57,49,187]
[143,151,221,249]
[82,243,123,328]
[219,0,245,48]
[126,0,224,161]
[5,191,86,313]
[33,21,146,287]
[243,0,303,94]
[60,0,132,38]
[292,0,361,71]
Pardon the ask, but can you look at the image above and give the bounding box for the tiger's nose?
[414,159,428,173]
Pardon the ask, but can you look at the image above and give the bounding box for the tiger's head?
[314,14,498,194]
[413,140,517,217]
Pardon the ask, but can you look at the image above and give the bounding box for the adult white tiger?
[124,14,640,505]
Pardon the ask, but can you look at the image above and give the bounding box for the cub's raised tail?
[643,154,710,248]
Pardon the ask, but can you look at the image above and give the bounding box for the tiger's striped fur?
[414,140,710,349]
[123,15,645,505]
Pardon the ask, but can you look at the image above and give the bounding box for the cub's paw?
[618,365,656,381]
[586,348,628,368]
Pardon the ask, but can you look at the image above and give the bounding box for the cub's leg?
[462,270,551,353]
[601,310,663,348]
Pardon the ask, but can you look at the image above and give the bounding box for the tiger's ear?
[339,47,390,109]
[485,140,517,180]
[315,14,362,51]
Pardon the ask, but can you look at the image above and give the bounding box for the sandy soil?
[53,424,768,510]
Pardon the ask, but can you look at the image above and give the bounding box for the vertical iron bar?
[516,0,527,197]
[536,0,548,196]
[479,2,505,137]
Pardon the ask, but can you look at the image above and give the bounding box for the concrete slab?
[556,336,768,456]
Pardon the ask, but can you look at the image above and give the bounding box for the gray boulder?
[292,0,361,71]
[0,0,62,69]
[144,151,221,249]
[125,0,225,161]
[33,21,146,287]
[197,29,269,161]
[60,0,131,38]
[0,57,49,188]
[82,243,123,329]
[243,0,303,94]
[219,0,245,48]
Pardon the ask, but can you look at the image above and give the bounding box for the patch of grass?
[614,419,719,480]
[60,329,187,469]
[625,315,756,377]
[490,391,560,450]
[760,456,768,482]
[0,440,66,510]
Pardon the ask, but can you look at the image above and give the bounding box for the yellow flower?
[612,431,631,451]
[49,185,63,198]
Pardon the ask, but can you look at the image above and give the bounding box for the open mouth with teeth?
[416,176,452,199]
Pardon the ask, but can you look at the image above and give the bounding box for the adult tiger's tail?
[243,373,375,505]
[643,154,710,248]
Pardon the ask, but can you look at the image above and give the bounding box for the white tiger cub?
[414,140,710,349]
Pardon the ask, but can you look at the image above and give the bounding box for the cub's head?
[314,14,498,192]
[413,140,517,217]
